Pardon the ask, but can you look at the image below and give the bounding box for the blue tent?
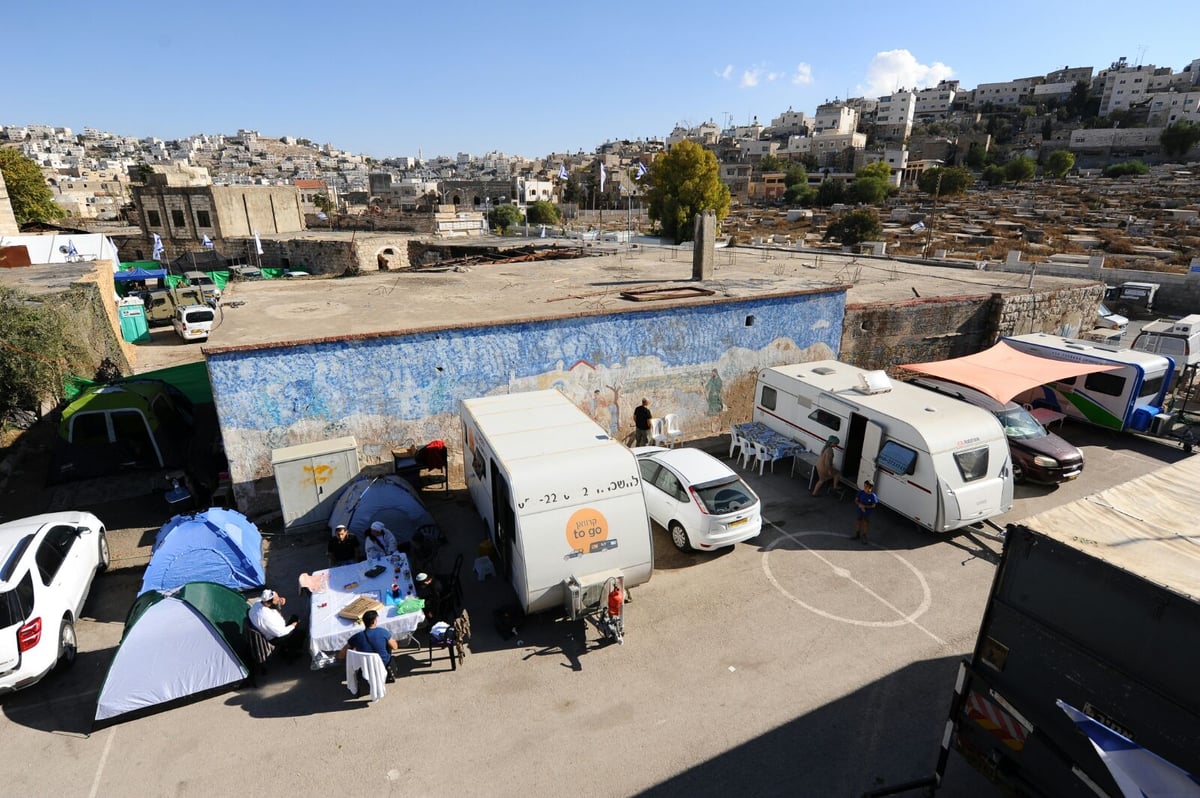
[140,508,265,596]
[114,267,168,281]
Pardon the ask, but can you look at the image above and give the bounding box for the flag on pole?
[66,240,78,258]
[1057,701,1200,798]
[558,164,568,180]
[253,231,264,256]
[151,233,164,261]
[201,234,214,249]
[635,162,648,181]
[599,163,607,192]
[540,224,547,238]
[910,221,926,232]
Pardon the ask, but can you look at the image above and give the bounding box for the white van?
[1132,315,1200,369]
[460,390,653,614]
[172,305,214,342]
[754,361,1013,533]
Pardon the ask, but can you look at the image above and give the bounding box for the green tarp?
[63,362,212,405]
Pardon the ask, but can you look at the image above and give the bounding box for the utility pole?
[922,168,943,259]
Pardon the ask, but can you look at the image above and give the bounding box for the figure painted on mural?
[703,369,724,416]
[589,389,603,423]
[606,385,620,438]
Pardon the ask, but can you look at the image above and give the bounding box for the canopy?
[901,341,1120,404]
[140,508,265,596]
[114,267,168,281]
[95,582,250,727]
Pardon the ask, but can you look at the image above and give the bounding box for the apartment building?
[973,77,1041,108]
[768,109,808,137]
[1145,90,1200,126]
[874,90,916,140]
[914,81,959,121]
[812,102,858,135]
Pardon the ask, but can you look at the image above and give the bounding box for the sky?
[2,1,1197,162]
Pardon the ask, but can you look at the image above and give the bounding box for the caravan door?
[853,416,884,488]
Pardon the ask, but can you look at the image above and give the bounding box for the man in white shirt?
[248,589,305,658]
[363,521,398,560]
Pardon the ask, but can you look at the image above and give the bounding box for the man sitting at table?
[338,609,398,683]
[363,521,399,560]
[248,589,306,660]
[328,524,361,566]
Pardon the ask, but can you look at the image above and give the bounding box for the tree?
[526,200,560,225]
[1161,121,1200,158]
[785,183,814,206]
[1044,149,1075,179]
[1004,156,1037,182]
[313,194,335,215]
[825,209,882,246]
[758,153,784,173]
[0,148,65,225]
[848,176,888,204]
[965,142,987,170]
[487,204,523,233]
[0,286,83,419]
[1103,160,1150,178]
[982,164,1006,185]
[855,161,892,182]
[917,166,972,196]
[644,140,731,244]
[815,178,846,207]
[783,164,809,188]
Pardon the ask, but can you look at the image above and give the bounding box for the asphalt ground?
[0,425,1190,797]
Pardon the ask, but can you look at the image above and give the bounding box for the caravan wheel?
[56,619,77,671]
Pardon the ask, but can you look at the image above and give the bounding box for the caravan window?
[877,441,917,475]
[760,385,777,411]
[808,409,842,431]
[1139,375,1165,399]
[953,447,990,482]
[1084,372,1125,397]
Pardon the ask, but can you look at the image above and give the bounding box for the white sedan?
[0,512,109,693]
[634,447,762,552]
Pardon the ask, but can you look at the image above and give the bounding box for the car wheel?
[97,530,110,572]
[56,619,77,671]
[1013,460,1026,484]
[669,522,692,552]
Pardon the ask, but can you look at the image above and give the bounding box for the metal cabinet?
[271,436,359,532]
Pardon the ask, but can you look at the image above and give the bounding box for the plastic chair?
[664,414,684,447]
[433,553,465,618]
[650,417,670,447]
[345,649,388,701]
[740,438,759,470]
[755,442,788,474]
[426,608,471,671]
[243,618,275,685]
[728,428,746,460]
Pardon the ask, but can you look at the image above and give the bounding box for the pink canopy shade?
[901,341,1120,404]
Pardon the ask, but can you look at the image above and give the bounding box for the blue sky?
[2,1,1196,161]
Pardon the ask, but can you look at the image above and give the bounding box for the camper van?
[460,390,653,615]
[1004,333,1176,433]
[1132,314,1200,369]
[754,361,1013,533]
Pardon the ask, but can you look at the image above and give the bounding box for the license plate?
[730,517,748,527]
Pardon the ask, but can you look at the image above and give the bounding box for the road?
[0,425,1188,797]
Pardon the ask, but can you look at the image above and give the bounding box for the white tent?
[0,232,122,268]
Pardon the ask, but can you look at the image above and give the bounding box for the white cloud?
[857,49,954,98]
[740,68,761,88]
[716,64,733,80]
[791,63,813,85]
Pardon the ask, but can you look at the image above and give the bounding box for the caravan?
[754,361,1013,532]
[460,390,653,615]
[1004,333,1175,433]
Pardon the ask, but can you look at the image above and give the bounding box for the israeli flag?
[67,240,78,258]
[540,224,546,238]
[636,162,648,181]
[253,230,264,256]
[151,233,164,261]
[1057,700,1200,798]
[599,163,606,192]
[910,221,926,232]
[201,234,214,249]
[558,164,568,180]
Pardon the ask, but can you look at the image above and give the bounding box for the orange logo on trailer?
[565,508,609,555]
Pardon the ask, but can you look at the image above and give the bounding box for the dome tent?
[327,474,436,544]
[139,508,264,596]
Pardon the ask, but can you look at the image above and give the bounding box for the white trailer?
[1004,333,1176,433]
[754,361,1013,532]
[460,390,653,615]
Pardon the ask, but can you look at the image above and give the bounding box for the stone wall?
[841,282,1106,371]
[244,235,416,275]
[991,255,1200,317]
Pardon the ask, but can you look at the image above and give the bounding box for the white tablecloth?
[308,555,422,669]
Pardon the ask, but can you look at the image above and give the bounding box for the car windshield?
[1098,303,1114,318]
[996,406,1047,440]
[693,477,756,515]
[186,309,215,323]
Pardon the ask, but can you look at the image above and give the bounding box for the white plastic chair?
[345,649,388,702]
[664,414,684,447]
[740,439,760,471]
[650,417,670,447]
[727,428,744,459]
[756,442,787,474]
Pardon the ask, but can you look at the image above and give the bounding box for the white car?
[0,512,108,693]
[634,447,762,552]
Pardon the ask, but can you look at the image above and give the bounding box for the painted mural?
[208,291,845,512]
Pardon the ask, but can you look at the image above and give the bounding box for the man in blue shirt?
[340,610,399,683]
[854,480,878,544]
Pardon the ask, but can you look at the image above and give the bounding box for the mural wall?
[208,289,845,514]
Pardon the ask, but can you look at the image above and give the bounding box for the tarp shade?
[134,362,213,404]
[120,260,162,271]
[114,267,168,281]
[901,342,1121,404]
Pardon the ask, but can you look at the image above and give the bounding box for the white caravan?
[754,361,1013,532]
[460,390,653,615]
[1004,333,1176,433]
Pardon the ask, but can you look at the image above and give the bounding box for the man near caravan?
[853,481,878,544]
[364,521,398,560]
[634,399,652,446]
[249,589,306,658]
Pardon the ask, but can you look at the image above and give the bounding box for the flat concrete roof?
[0,260,101,296]
[203,245,1095,354]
